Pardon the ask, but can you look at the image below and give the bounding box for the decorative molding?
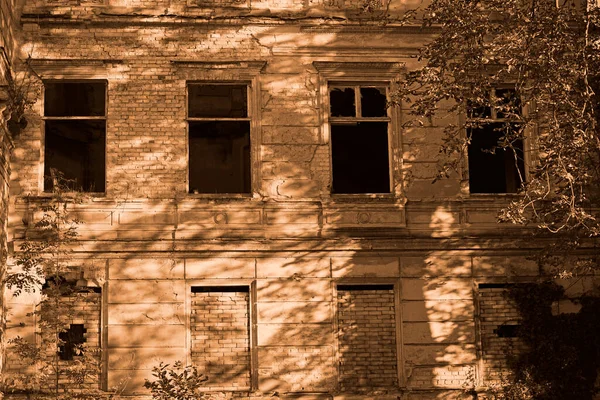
[187,0,249,7]
[313,61,404,73]
[28,59,123,79]
[272,46,419,57]
[171,60,266,72]
[300,24,441,35]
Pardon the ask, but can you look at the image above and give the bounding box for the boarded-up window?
[188,84,251,194]
[44,81,106,192]
[337,284,398,390]
[190,286,251,390]
[329,85,390,194]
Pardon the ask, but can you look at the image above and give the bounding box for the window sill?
[186,192,254,199]
[37,192,106,198]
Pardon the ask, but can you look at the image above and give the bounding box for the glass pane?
[44,82,106,117]
[44,120,106,192]
[189,121,251,193]
[330,87,356,117]
[188,85,248,118]
[360,87,387,117]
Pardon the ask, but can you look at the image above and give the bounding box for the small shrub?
[143,361,208,400]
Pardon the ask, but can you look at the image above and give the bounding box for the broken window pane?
[331,122,390,194]
[360,87,387,117]
[44,120,106,192]
[189,121,251,194]
[58,324,86,361]
[468,123,525,193]
[44,82,105,117]
[330,88,356,117]
[188,84,247,118]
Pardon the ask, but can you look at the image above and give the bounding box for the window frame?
[185,279,257,392]
[313,62,404,199]
[333,278,403,390]
[186,81,256,197]
[465,86,532,195]
[42,79,108,195]
[326,82,394,196]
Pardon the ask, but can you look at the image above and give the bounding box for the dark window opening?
[191,286,250,293]
[44,82,105,117]
[467,88,525,194]
[58,324,86,361]
[330,87,356,117]
[468,124,525,194]
[44,81,106,193]
[189,121,250,194]
[45,120,106,192]
[360,87,387,117]
[338,284,394,291]
[188,84,251,194]
[331,122,390,194]
[188,84,247,118]
[494,324,521,338]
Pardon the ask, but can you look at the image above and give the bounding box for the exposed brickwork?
[337,287,398,391]
[191,289,251,391]
[41,292,102,392]
[479,286,525,383]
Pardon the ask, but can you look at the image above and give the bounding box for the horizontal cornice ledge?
[171,60,267,71]
[312,61,405,77]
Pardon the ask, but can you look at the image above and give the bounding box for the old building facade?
[3,1,598,399]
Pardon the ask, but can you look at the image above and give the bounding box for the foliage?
[487,282,600,400]
[1,57,38,137]
[1,170,106,399]
[143,361,209,400]
[396,0,600,270]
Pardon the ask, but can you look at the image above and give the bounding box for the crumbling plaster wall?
[4,2,597,400]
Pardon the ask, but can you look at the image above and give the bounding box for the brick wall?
[40,291,102,392]
[337,286,398,391]
[479,285,525,384]
[190,287,251,391]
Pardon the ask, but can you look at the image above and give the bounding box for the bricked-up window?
[190,286,251,390]
[188,84,251,194]
[478,283,525,383]
[468,88,526,193]
[337,284,398,390]
[44,81,106,192]
[329,85,391,194]
[58,324,86,361]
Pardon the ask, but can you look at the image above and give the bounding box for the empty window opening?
[337,284,398,390]
[329,85,390,194]
[188,84,251,194]
[44,81,106,193]
[190,286,251,390]
[58,324,86,361]
[467,88,525,194]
